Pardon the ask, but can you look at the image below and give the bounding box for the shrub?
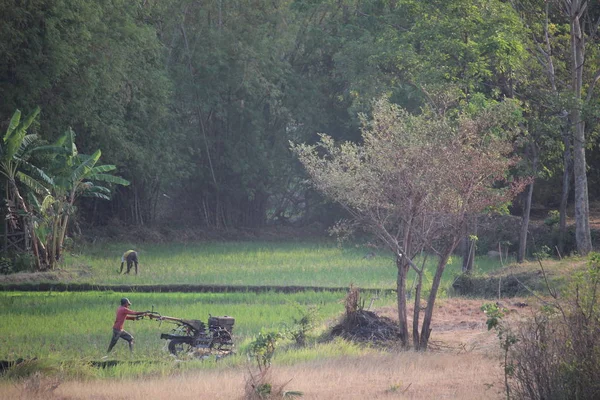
[544,210,560,226]
[287,304,320,347]
[13,253,34,273]
[532,245,552,261]
[0,257,12,274]
[496,253,600,399]
[248,331,285,372]
[245,331,303,399]
[0,253,34,274]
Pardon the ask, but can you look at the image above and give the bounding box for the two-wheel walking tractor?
[144,310,235,358]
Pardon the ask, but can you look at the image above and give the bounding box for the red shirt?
[113,305,138,330]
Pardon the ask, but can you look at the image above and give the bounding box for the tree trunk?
[518,184,534,263]
[411,269,423,346]
[569,0,592,255]
[49,214,60,269]
[418,246,455,351]
[558,128,572,254]
[9,179,42,270]
[462,215,477,273]
[396,255,410,348]
[518,143,538,263]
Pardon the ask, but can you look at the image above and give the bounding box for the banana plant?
[37,128,129,267]
[0,108,50,270]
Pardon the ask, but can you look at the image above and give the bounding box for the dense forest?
[1,0,599,262]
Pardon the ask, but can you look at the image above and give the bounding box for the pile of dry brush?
[329,285,401,346]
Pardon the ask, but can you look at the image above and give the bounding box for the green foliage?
[481,302,518,398]
[533,245,552,260]
[544,210,560,226]
[0,254,33,275]
[13,253,34,273]
[0,0,541,231]
[26,127,129,269]
[481,303,507,331]
[286,303,320,347]
[0,0,173,225]
[248,331,285,371]
[0,257,12,274]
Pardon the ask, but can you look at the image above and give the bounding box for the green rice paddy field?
[56,241,504,289]
[0,241,504,379]
[0,291,373,357]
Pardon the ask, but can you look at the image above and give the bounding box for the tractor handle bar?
[137,310,162,325]
[138,311,187,327]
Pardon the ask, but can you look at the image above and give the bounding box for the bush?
[287,304,320,347]
[544,210,560,226]
[0,257,12,274]
[0,253,34,274]
[245,331,303,399]
[13,253,34,273]
[503,254,600,399]
[248,331,285,372]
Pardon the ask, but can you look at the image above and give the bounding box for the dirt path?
[374,297,531,352]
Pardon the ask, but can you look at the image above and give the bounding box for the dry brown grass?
[489,257,586,278]
[2,352,504,400]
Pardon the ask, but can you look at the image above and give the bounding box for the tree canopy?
[1,0,599,256]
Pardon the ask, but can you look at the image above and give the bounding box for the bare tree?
[292,97,527,350]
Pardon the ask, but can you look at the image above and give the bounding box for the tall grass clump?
[245,331,303,399]
[487,253,600,399]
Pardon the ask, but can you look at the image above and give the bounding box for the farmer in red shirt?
[107,297,146,354]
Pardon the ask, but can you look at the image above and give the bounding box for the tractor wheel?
[168,339,192,356]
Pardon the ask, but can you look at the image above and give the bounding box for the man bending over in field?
[106,297,146,354]
[119,250,139,274]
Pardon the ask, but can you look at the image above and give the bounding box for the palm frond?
[16,171,51,196]
[91,173,130,186]
[8,108,40,158]
[5,127,25,160]
[27,191,42,212]
[28,144,70,155]
[90,165,116,174]
[40,195,56,213]
[54,131,67,147]
[5,110,21,140]
[72,149,101,183]
[20,107,40,132]
[84,185,111,195]
[81,191,111,200]
[16,134,40,158]
[21,161,54,186]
